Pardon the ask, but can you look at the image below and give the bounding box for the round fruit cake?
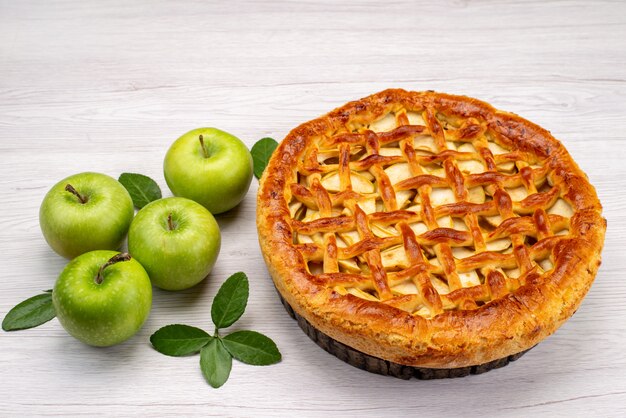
[257,89,606,378]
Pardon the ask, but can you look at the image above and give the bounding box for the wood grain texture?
[0,0,625,416]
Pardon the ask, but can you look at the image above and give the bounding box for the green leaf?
[200,338,232,388]
[2,292,56,331]
[118,172,162,209]
[211,272,249,329]
[150,324,212,356]
[251,137,278,179]
[222,330,281,365]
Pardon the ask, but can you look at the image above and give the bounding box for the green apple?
[127,197,221,291]
[163,128,253,214]
[39,172,134,259]
[52,250,152,347]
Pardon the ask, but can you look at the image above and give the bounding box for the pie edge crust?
[257,88,606,368]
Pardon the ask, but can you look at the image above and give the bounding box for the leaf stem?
[199,135,209,158]
[65,183,88,204]
[95,253,131,284]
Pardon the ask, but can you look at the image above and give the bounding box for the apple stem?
[65,184,88,204]
[167,213,175,230]
[198,135,209,158]
[95,253,132,285]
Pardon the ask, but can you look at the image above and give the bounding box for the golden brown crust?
[257,89,606,368]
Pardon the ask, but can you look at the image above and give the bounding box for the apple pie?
[257,89,606,378]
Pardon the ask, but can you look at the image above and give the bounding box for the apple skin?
[163,127,253,214]
[52,250,152,347]
[39,172,134,259]
[127,197,221,291]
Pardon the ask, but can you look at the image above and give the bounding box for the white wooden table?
[1,0,625,416]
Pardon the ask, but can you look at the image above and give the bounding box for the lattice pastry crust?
[257,89,606,368]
